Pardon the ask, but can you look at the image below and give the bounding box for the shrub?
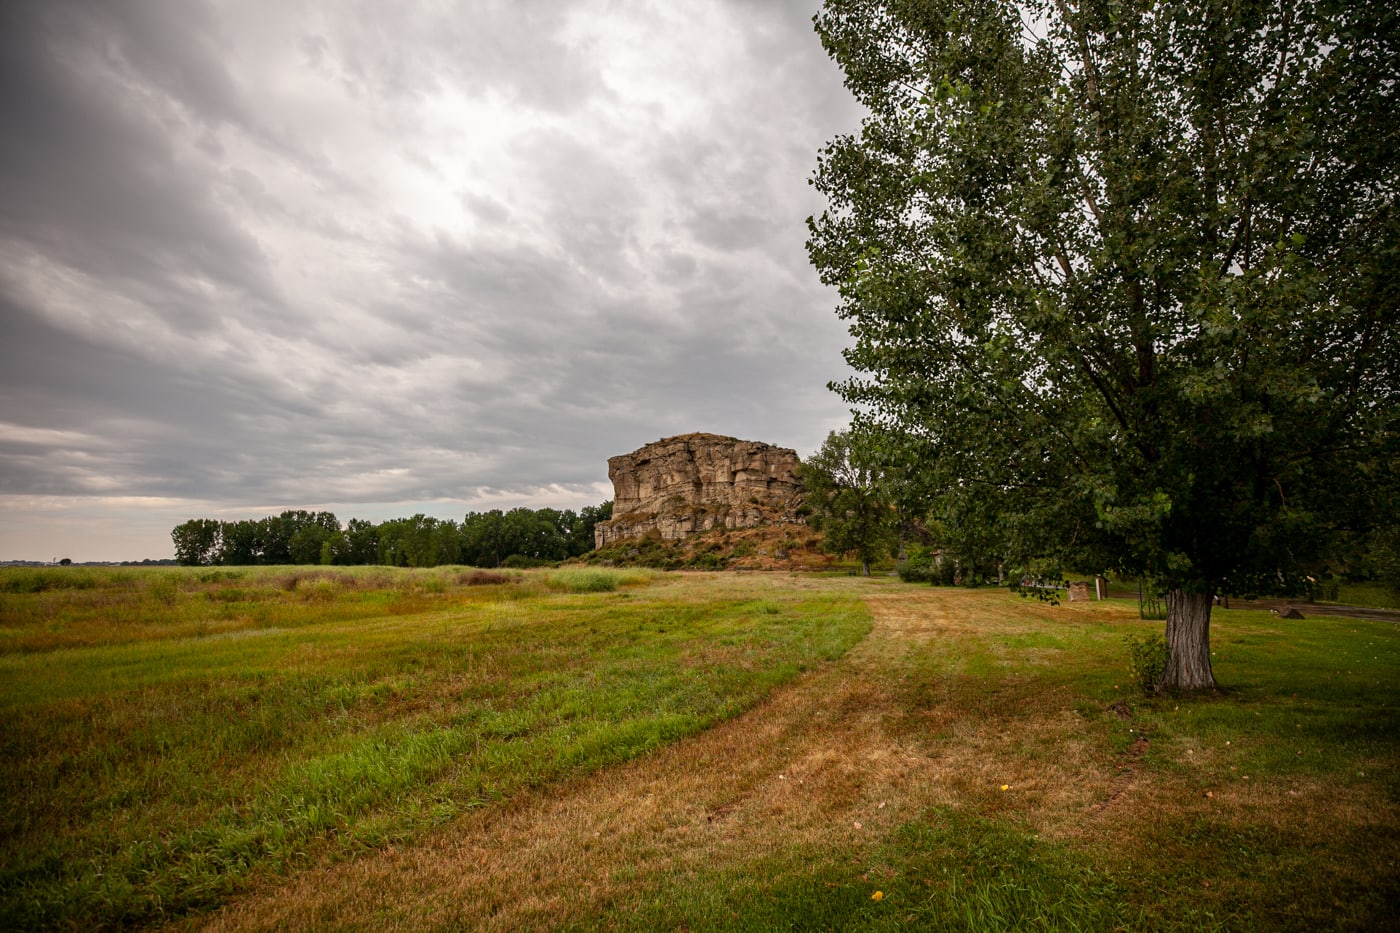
[898,546,935,583]
[692,552,728,571]
[502,554,552,569]
[1124,632,1168,695]
[1135,579,1167,619]
[459,570,515,586]
[1311,577,1341,602]
[586,533,682,570]
[900,547,957,585]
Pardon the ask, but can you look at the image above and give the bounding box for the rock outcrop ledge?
[594,433,802,548]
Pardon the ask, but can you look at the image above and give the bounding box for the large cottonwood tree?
[808,0,1398,689]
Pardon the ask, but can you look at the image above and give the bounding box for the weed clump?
[1123,631,1168,694]
[459,570,515,586]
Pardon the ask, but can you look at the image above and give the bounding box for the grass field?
[2,567,1397,931]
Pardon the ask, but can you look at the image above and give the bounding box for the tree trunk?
[1160,589,1217,691]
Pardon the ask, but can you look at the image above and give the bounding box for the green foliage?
[1369,526,1400,591]
[545,568,646,592]
[1008,575,1067,606]
[809,0,1399,687]
[168,502,614,570]
[897,544,955,584]
[895,546,932,583]
[691,550,729,570]
[501,553,551,569]
[376,514,461,567]
[801,429,896,576]
[459,503,611,568]
[1124,631,1169,694]
[588,532,683,570]
[1332,580,1400,610]
[1137,579,1168,620]
[809,4,1400,581]
[583,526,808,572]
[171,518,221,566]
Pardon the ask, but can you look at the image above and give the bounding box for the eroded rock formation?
[594,433,803,548]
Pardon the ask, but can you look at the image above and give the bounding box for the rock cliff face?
[594,433,803,548]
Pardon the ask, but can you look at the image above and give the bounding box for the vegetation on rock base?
[585,523,833,572]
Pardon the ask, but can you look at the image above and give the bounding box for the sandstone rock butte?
[594,433,803,548]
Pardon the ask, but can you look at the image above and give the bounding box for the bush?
[692,551,728,571]
[1312,577,1341,602]
[897,547,934,583]
[1133,578,1167,619]
[459,570,515,586]
[900,547,957,585]
[586,532,686,570]
[502,554,552,569]
[1124,632,1168,695]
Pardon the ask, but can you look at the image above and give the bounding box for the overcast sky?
[0,0,865,562]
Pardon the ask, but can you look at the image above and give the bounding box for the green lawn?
[0,566,868,929]
[2,569,1397,931]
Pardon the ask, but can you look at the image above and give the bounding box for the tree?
[801,430,896,575]
[461,510,506,567]
[497,507,565,565]
[289,525,331,565]
[172,519,221,566]
[343,518,379,565]
[217,520,261,565]
[570,501,614,556]
[809,0,1399,689]
[320,531,350,566]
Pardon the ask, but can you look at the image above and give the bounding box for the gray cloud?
[0,0,865,560]
[0,3,278,312]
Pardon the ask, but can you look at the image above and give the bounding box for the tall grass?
[548,567,658,593]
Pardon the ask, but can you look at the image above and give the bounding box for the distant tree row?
[171,504,613,568]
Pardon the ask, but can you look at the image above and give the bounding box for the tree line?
[171,504,612,568]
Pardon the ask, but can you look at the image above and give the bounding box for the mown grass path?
[191,577,1400,932]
